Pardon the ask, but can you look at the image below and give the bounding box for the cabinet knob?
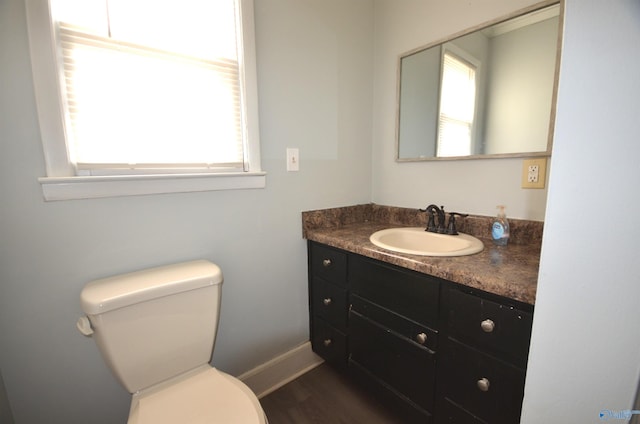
[322,259,332,267]
[323,297,332,306]
[477,378,490,392]
[480,319,495,333]
[323,338,332,347]
[415,332,428,345]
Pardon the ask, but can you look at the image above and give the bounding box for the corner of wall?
[0,370,15,424]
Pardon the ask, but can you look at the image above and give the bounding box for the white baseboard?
[238,341,324,399]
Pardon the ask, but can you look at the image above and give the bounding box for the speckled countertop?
[302,204,543,305]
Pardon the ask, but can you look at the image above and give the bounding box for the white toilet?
[76,260,268,424]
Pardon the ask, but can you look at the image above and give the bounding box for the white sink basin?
[369,227,484,257]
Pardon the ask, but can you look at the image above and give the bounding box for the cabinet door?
[312,317,347,368]
[310,243,347,287]
[440,339,525,424]
[350,310,436,413]
[351,293,438,352]
[446,288,532,367]
[350,255,440,328]
[438,399,488,424]
[311,276,348,331]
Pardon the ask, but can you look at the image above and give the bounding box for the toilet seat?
[128,366,267,424]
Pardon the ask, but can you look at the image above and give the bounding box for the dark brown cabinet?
[437,286,533,424]
[438,339,525,424]
[350,309,436,415]
[445,288,532,368]
[307,241,534,424]
[308,243,348,369]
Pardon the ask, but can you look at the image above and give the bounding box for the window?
[26,0,264,201]
[437,47,479,157]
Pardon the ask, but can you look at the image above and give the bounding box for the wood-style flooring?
[260,364,404,424]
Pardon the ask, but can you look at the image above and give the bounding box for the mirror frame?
[395,0,564,162]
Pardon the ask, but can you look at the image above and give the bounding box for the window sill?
[38,172,267,201]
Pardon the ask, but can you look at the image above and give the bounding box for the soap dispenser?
[492,205,510,246]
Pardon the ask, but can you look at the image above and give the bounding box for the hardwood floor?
[260,364,404,424]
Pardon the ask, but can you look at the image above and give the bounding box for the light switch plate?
[286,148,299,171]
[522,158,547,189]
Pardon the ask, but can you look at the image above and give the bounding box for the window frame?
[26,0,265,201]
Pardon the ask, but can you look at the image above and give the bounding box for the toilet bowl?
[129,366,265,424]
[77,260,267,423]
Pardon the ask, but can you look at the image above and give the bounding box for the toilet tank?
[80,260,223,393]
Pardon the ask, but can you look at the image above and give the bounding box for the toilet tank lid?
[81,260,223,315]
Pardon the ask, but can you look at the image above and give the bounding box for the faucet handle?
[446,212,468,235]
[437,206,447,233]
[419,205,442,232]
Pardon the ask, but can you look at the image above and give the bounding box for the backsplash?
[302,204,543,246]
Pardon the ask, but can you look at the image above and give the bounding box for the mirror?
[397,3,561,161]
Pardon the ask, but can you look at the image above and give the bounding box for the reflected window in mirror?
[437,48,478,157]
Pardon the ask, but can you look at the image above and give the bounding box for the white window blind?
[53,0,246,174]
[437,51,477,157]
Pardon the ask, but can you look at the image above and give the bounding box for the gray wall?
[483,17,558,154]
[0,370,14,424]
[4,0,640,423]
[521,0,640,422]
[397,48,441,159]
[0,0,373,422]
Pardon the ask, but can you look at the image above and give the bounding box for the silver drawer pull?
[323,338,332,347]
[323,297,332,306]
[322,259,332,267]
[480,319,495,333]
[477,378,490,392]
[415,332,428,345]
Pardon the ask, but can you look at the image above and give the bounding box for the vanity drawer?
[446,288,532,366]
[310,243,347,287]
[350,255,440,328]
[311,317,347,368]
[311,276,348,331]
[350,293,438,352]
[349,309,436,412]
[440,339,525,424]
[438,399,487,424]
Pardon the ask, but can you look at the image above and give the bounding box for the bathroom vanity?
[303,205,540,424]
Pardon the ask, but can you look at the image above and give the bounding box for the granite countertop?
[302,204,542,305]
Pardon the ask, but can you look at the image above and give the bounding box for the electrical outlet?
[522,158,547,189]
[527,165,539,183]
